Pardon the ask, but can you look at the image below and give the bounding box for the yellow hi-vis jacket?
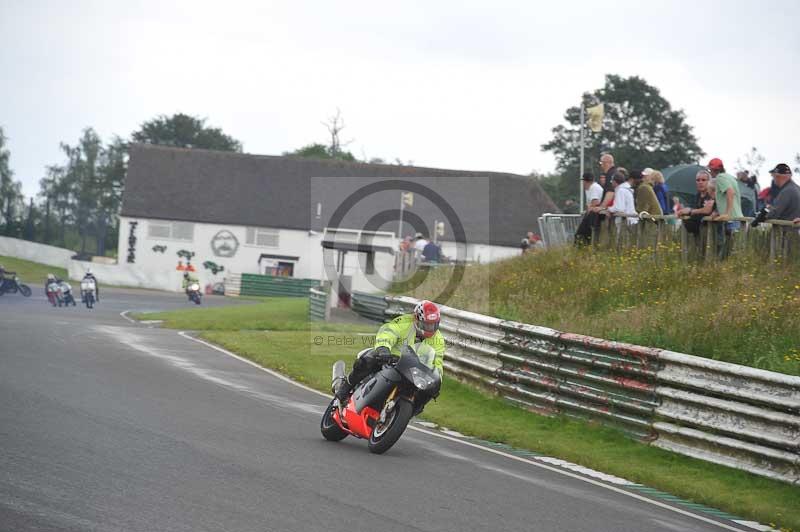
[182,274,199,290]
[374,314,445,378]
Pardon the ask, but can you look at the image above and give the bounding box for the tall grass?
[399,245,800,376]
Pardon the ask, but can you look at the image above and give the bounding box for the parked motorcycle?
[59,281,76,306]
[321,343,441,454]
[187,282,202,305]
[46,281,62,306]
[81,278,97,309]
[0,276,32,297]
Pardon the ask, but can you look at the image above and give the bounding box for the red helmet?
[413,300,440,338]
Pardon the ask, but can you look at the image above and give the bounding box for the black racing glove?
[374,346,394,363]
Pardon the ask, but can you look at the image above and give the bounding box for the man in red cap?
[707,158,742,259]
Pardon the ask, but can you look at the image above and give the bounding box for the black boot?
[334,376,352,402]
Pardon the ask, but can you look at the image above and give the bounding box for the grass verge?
[139,298,799,530]
[132,297,369,332]
[0,255,68,284]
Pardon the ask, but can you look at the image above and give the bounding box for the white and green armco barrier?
[364,295,799,485]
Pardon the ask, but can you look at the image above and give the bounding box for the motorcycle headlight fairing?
[409,367,435,391]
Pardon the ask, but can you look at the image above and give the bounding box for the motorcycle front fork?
[378,386,399,424]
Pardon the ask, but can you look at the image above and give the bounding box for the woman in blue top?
[645,168,670,215]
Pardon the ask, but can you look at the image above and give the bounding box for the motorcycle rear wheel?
[368,398,413,454]
[320,400,348,441]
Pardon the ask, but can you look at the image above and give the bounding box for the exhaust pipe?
[331,360,346,392]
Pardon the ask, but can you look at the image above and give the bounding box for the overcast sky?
[1,0,798,197]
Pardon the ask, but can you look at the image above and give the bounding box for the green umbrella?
[663,164,755,214]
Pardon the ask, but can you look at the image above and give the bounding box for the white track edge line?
[120,310,136,323]
[177,330,748,532]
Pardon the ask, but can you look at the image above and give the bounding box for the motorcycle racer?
[181,271,199,291]
[82,268,100,301]
[335,300,445,401]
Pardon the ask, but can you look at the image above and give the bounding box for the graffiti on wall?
[176,249,196,271]
[211,230,239,258]
[152,245,167,253]
[203,261,225,275]
[126,221,138,263]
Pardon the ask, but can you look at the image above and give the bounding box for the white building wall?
[116,217,396,293]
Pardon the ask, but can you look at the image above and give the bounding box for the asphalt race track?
[0,287,757,531]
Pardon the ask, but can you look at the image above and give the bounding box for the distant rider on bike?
[82,268,100,301]
[0,264,16,292]
[335,300,445,401]
[45,273,62,291]
[182,271,199,295]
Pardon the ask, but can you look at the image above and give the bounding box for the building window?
[268,261,294,277]
[246,227,279,248]
[148,221,194,241]
[366,252,375,274]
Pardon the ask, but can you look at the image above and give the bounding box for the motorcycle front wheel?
[368,398,413,454]
[320,400,348,441]
[19,284,31,297]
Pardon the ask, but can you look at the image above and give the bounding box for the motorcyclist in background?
[335,300,445,401]
[182,271,199,296]
[44,273,62,291]
[0,264,17,292]
[82,268,100,301]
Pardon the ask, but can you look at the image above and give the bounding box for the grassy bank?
[0,255,68,283]
[134,298,368,333]
[397,246,800,376]
[141,297,799,529]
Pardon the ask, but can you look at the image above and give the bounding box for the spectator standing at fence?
[608,169,638,230]
[414,233,428,252]
[762,169,782,208]
[633,169,662,216]
[644,168,670,215]
[598,154,617,210]
[574,172,604,245]
[677,170,715,236]
[708,158,742,259]
[583,172,603,210]
[422,240,441,263]
[765,164,800,222]
[708,158,743,223]
[531,234,545,250]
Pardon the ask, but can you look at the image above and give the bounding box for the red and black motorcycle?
[320,344,441,454]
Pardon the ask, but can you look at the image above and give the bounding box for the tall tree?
[284,109,357,162]
[23,198,36,241]
[38,165,64,245]
[542,75,705,206]
[735,146,766,177]
[0,126,24,236]
[94,137,127,256]
[131,113,242,152]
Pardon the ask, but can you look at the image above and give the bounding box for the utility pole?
[579,102,585,213]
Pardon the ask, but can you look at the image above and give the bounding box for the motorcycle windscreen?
[412,343,437,369]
